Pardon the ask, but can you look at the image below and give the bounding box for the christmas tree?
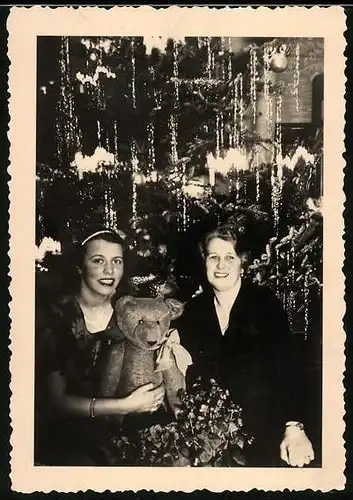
[36,35,323,341]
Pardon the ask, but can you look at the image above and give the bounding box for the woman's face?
[205,237,242,293]
[80,238,124,299]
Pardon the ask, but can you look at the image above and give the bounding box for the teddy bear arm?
[162,364,186,413]
[99,342,125,398]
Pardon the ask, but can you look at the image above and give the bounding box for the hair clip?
[81,229,127,247]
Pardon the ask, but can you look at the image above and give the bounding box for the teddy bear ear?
[115,295,136,313]
[165,298,185,320]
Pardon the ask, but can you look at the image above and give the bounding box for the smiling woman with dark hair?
[176,222,315,467]
[35,228,165,466]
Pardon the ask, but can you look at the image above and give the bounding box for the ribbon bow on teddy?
[155,329,193,377]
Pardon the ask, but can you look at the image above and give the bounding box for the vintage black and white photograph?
[8,6,345,493]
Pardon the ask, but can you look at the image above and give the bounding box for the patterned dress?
[35,295,124,465]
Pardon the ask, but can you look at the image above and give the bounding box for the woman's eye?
[113,258,122,265]
[208,255,218,261]
[226,255,236,261]
[92,258,104,264]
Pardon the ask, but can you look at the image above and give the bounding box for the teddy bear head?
[115,295,184,351]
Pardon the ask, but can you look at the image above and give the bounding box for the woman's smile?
[98,278,116,287]
[214,272,230,278]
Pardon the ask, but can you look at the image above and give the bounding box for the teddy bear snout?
[146,340,158,347]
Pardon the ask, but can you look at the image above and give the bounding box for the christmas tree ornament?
[89,50,98,62]
[269,44,288,73]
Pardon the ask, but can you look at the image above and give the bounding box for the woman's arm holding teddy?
[48,371,165,417]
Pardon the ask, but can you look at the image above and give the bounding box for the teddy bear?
[99,295,192,420]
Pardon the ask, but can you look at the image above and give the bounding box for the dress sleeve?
[35,299,76,378]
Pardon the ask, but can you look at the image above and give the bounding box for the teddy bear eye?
[156,320,160,325]
[138,319,144,324]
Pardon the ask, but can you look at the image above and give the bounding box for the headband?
[81,229,127,247]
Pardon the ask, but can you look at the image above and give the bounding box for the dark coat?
[176,280,306,466]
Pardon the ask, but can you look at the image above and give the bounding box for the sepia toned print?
[8,6,345,493]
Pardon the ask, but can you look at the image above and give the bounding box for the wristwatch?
[285,421,304,431]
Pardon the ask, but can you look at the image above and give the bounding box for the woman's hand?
[280,424,315,467]
[124,383,165,415]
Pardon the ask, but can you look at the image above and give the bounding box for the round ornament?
[89,51,99,62]
[269,50,288,73]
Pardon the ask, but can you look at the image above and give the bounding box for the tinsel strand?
[275,94,283,162]
[227,37,232,81]
[239,74,244,141]
[250,46,258,125]
[147,121,156,171]
[263,45,271,137]
[170,114,178,163]
[233,76,239,148]
[294,42,300,113]
[57,37,81,164]
[275,246,280,296]
[131,38,136,109]
[255,145,260,202]
[97,120,102,147]
[216,113,220,157]
[220,112,224,151]
[131,141,139,229]
[173,40,180,106]
[206,37,212,79]
[303,269,310,340]
[221,37,226,80]
[113,120,119,161]
[181,161,188,232]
